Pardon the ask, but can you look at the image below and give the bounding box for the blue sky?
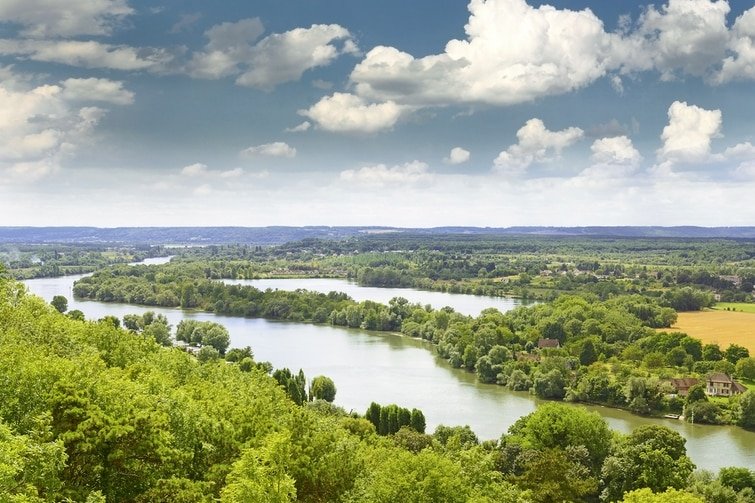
[1,0,754,227]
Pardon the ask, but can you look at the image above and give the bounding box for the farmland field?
[671,309,755,353]
[713,302,755,314]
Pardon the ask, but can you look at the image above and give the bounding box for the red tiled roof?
[537,338,560,348]
[667,377,699,390]
[707,373,733,384]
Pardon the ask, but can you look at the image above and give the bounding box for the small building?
[666,377,699,397]
[537,338,561,349]
[706,373,747,397]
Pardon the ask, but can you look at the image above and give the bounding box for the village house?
[537,338,561,349]
[705,373,747,397]
[665,377,699,397]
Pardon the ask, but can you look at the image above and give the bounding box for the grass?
[713,302,755,314]
[670,309,755,354]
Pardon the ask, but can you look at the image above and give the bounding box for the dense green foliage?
[4,274,755,501]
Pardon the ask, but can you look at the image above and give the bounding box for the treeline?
[4,274,755,502]
[170,236,755,304]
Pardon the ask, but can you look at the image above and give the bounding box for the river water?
[22,264,755,470]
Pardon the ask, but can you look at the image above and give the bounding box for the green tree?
[51,295,68,313]
[507,369,532,391]
[738,390,755,429]
[601,425,695,502]
[620,488,704,502]
[309,376,337,402]
[392,426,432,453]
[725,344,750,364]
[433,425,479,449]
[512,448,598,503]
[719,466,755,493]
[532,369,566,400]
[735,357,755,380]
[686,470,739,503]
[703,343,723,362]
[0,419,66,502]
[221,431,296,503]
[666,347,688,367]
[680,336,703,361]
[135,478,213,503]
[143,320,171,346]
[410,408,426,434]
[507,403,611,474]
[475,355,497,384]
[202,324,230,355]
[685,384,708,405]
[579,338,598,366]
[686,401,723,424]
[197,346,220,363]
[238,357,255,372]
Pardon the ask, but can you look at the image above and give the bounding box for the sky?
[1,0,754,227]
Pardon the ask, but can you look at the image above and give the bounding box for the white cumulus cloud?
[351,0,613,107]
[657,101,722,164]
[723,142,755,159]
[0,70,121,183]
[444,147,470,165]
[590,136,643,166]
[241,142,297,158]
[0,39,174,72]
[285,121,311,133]
[220,167,244,178]
[619,0,731,80]
[0,0,133,38]
[302,0,755,134]
[61,78,134,105]
[715,6,755,83]
[180,163,208,176]
[189,20,356,89]
[494,119,584,175]
[575,136,642,182]
[300,92,404,133]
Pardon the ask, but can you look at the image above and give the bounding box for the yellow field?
[669,310,755,353]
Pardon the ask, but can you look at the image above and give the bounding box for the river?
[22,265,755,470]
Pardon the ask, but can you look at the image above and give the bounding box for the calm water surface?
[22,264,755,471]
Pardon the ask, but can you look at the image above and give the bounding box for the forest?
[1,270,755,502]
[168,234,755,303]
[3,233,755,501]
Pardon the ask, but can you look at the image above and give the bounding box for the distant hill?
[2,226,755,245]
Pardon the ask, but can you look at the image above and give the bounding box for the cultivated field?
[671,310,755,353]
